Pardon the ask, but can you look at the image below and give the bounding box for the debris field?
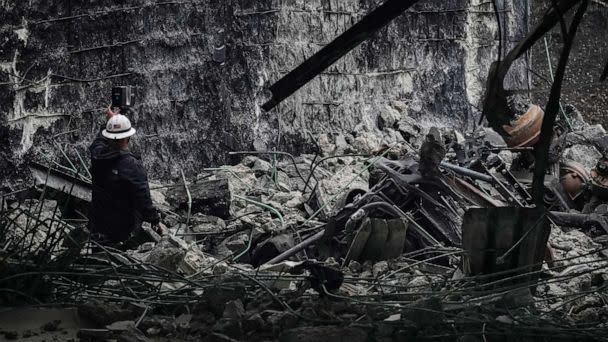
[2,104,608,342]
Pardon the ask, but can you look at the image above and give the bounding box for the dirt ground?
[0,308,84,342]
[531,1,608,126]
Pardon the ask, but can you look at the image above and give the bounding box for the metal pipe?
[440,162,494,183]
[265,230,325,265]
[234,195,285,229]
[262,0,421,110]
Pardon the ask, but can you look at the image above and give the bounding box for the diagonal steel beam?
[262,0,421,111]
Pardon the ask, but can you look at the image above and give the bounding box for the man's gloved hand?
[107,105,119,120]
[153,222,167,236]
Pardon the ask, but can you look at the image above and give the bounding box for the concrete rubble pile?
[2,106,608,341]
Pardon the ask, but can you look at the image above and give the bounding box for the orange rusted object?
[560,160,590,198]
[503,105,545,147]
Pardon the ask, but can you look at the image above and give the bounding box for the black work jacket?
[88,132,159,242]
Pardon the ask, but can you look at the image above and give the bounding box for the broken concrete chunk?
[145,238,186,272]
[150,188,169,207]
[106,320,135,332]
[222,299,245,320]
[116,326,150,342]
[348,260,362,274]
[41,319,61,331]
[562,144,601,170]
[166,178,232,218]
[179,244,208,275]
[372,261,389,278]
[175,314,192,330]
[190,213,227,234]
[224,233,249,254]
[202,286,247,317]
[251,158,273,176]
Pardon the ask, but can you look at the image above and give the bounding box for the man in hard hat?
[88,106,165,245]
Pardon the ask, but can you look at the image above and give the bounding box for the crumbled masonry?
[2,104,608,341]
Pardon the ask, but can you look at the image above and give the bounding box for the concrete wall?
[0,0,529,183]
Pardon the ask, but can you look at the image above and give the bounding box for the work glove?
[106,105,119,120]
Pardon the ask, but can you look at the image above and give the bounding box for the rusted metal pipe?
[440,162,494,183]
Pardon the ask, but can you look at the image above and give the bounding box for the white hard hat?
[102,114,136,140]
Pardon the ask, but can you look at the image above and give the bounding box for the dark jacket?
[88,131,159,242]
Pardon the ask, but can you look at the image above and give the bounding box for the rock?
[372,261,389,278]
[574,308,600,322]
[116,326,150,342]
[106,321,135,332]
[145,327,161,336]
[138,316,177,336]
[260,218,283,233]
[21,330,35,338]
[270,191,304,208]
[352,131,383,153]
[41,319,62,332]
[324,257,340,269]
[224,233,249,254]
[251,158,273,176]
[166,178,232,218]
[285,194,305,209]
[179,244,208,275]
[317,164,369,215]
[190,214,227,234]
[150,189,169,207]
[2,331,18,340]
[176,314,192,331]
[279,326,367,342]
[145,237,186,272]
[562,144,601,170]
[407,276,430,292]
[201,285,247,317]
[378,105,401,131]
[213,262,229,275]
[256,170,292,191]
[495,315,514,324]
[222,299,245,320]
[348,260,362,273]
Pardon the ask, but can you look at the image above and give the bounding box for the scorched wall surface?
[0,0,528,182]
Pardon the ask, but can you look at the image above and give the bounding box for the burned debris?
[3,105,608,340]
[1,0,608,341]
